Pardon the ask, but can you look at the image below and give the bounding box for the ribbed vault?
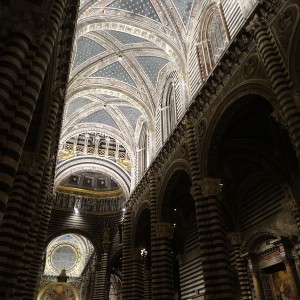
[56,0,198,198]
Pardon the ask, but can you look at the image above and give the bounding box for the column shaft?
[185,120,234,299]
[0,0,67,222]
[229,233,252,299]
[151,223,174,300]
[122,208,134,299]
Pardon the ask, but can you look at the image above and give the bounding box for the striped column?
[228,232,252,299]
[121,207,134,299]
[185,118,234,299]
[151,222,174,300]
[247,15,300,159]
[195,178,234,299]
[0,0,67,223]
[144,269,152,300]
[0,32,31,121]
[20,163,55,299]
[93,261,102,300]
[98,243,109,300]
[0,152,40,299]
[130,248,144,300]
[14,161,46,300]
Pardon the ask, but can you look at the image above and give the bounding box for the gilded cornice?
[57,185,123,198]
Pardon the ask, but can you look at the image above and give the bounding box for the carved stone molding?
[275,6,297,36]
[243,54,259,79]
[154,222,173,239]
[246,14,268,35]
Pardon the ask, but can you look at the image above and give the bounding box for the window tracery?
[208,13,228,64]
[161,78,177,143]
[197,4,229,81]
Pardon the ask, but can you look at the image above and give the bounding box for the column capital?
[0,8,50,44]
[195,178,222,197]
[271,105,287,128]
[228,232,242,246]
[102,242,110,253]
[18,151,42,175]
[286,199,299,211]
[154,222,173,239]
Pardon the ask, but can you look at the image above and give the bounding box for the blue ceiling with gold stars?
[73,36,106,69]
[106,30,149,45]
[80,110,119,129]
[118,106,142,130]
[107,0,161,23]
[67,97,93,117]
[61,0,196,193]
[91,61,137,87]
[171,0,194,26]
[136,56,170,87]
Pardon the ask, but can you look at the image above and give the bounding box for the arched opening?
[159,169,199,300]
[38,233,95,300]
[197,3,229,80]
[205,94,300,299]
[132,207,151,299]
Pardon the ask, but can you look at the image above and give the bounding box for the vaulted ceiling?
[56,0,200,198]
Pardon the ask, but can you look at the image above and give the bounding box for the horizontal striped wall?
[240,178,284,231]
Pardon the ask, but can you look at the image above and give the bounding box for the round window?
[51,245,77,271]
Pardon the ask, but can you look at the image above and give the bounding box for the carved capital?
[271,105,287,128]
[18,151,42,175]
[154,222,173,239]
[102,242,110,253]
[0,8,50,44]
[53,86,66,105]
[198,178,221,197]
[286,200,299,213]
[228,232,242,246]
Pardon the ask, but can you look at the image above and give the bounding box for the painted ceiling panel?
[91,61,137,87]
[73,36,106,69]
[80,110,119,129]
[107,0,161,22]
[67,97,93,117]
[106,30,149,45]
[171,0,194,26]
[136,56,169,87]
[118,106,142,130]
